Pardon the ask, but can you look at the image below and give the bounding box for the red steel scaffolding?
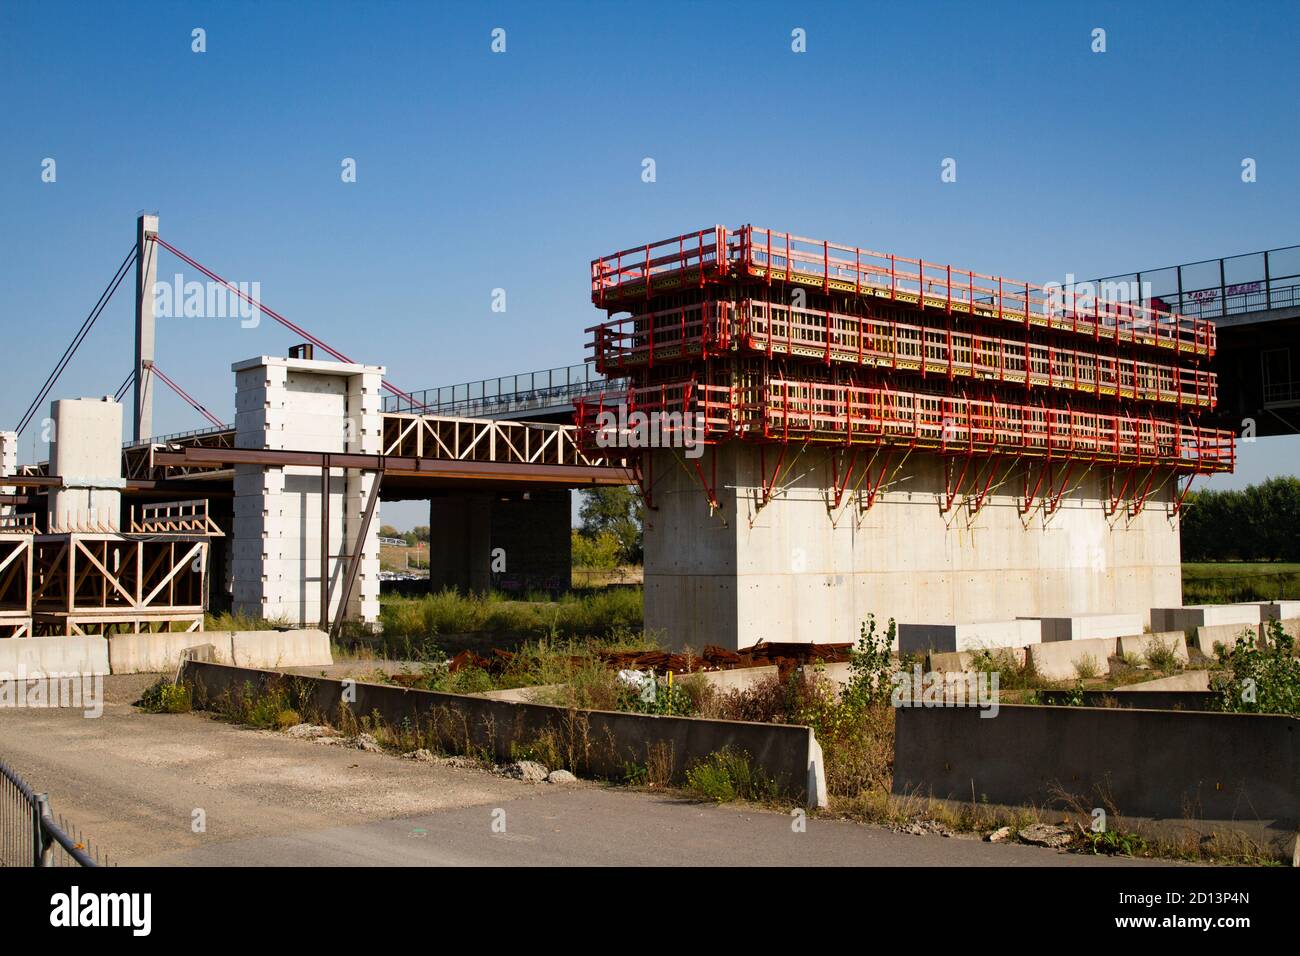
[579,225,1235,509]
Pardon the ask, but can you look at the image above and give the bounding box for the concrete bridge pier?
[642,444,1182,651]
[427,489,571,595]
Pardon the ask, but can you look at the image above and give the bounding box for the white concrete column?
[230,355,385,627]
[47,398,124,533]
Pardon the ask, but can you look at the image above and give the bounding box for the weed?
[685,749,778,803]
[137,678,192,714]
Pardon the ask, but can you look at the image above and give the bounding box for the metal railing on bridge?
[1092,243,1300,322]
[383,363,610,417]
[1,758,101,867]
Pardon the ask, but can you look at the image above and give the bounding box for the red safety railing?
[590,227,728,307]
[587,298,1217,408]
[762,379,1234,470]
[741,227,1215,356]
[578,376,1234,472]
[589,225,1216,357]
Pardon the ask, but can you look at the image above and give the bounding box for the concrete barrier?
[894,704,1299,861]
[1192,622,1262,657]
[1116,632,1189,666]
[1019,613,1142,643]
[0,636,109,676]
[898,620,1041,655]
[227,629,333,669]
[1026,636,1117,680]
[181,661,828,807]
[928,648,1026,673]
[699,665,781,693]
[106,633,234,674]
[1113,669,1210,692]
[1151,604,1262,633]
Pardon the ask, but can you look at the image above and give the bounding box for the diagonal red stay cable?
[147,361,226,429]
[150,235,420,407]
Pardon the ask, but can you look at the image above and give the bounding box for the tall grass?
[379,586,643,648]
[1182,563,1300,604]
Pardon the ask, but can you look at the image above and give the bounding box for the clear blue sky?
[2,0,1296,528]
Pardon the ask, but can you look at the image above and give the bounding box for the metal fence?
[0,758,100,867]
[384,362,609,417]
[1091,243,1300,321]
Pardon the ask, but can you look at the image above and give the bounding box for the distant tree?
[1182,477,1300,562]
[578,486,643,564]
[412,526,430,542]
[379,524,399,539]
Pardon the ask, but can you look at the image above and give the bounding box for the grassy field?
[1182,562,1300,605]
[371,586,644,657]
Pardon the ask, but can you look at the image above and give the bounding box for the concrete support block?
[928,648,1026,672]
[1260,602,1300,622]
[1019,613,1142,642]
[1193,622,1263,657]
[1151,604,1263,633]
[0,636,109,676]
[107,632,234,674]
[1117,631,1190,665]
[47,398,124,532]
[898,620,1041,655]
[228,629,333,669]
[1027,636,1118,681]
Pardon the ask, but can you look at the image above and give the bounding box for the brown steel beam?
[153,448,633,484]
[329,468,383,642]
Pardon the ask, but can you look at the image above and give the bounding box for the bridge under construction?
[3,215,1297,650]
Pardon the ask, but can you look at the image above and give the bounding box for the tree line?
[1181,477,1300,562]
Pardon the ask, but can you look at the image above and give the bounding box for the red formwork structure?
[579,225,1235,514]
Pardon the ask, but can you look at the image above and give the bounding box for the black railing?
[1091,243,1300,322]
[0,758,100,867]
[384,362,611,417]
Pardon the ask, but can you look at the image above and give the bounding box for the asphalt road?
[0,676,1156,867]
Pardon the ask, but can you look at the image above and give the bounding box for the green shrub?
[1143,637,1183,674]
[138,678,192,714]
[685,749,777,803]
[571,529,622,571]
[1214,620,1300,715]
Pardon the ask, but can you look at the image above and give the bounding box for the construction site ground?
[0,675,1160,867]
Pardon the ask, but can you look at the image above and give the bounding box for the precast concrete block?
[1019,613,1143,642]
[898,620,1042,656]
[1117,632,1190,665]
[1027,636,1118,681]
[0,636,109,677]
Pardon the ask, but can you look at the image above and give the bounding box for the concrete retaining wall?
[894,703,1299,859]
[180,660,827,808]
[0,636,109,675]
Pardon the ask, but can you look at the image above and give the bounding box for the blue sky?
[1,0,1296,528]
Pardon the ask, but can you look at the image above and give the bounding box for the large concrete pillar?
[428,493,492,592]
[133,214,159,443]
[643,444,1182,650]
[47,398,124,532]
[231,355,384,627]
[427,489,572,595]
